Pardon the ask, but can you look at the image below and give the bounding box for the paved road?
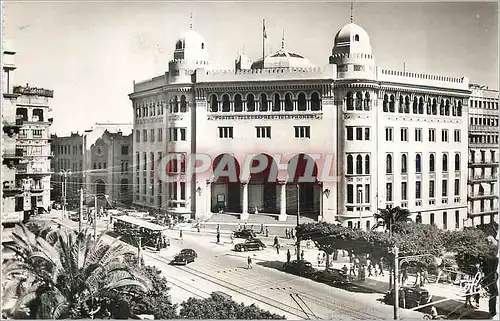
[38,213,424,320]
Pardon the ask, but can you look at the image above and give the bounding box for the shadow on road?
[257,260,381,294]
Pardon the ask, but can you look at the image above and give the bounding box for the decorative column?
[306,100,311,111]
[241,181,249,220]
[279,182,287,221]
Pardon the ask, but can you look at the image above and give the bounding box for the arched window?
[429,153,435,172]
[298,92,307,111]
[347,155,353,174]
[389,95,395,112]
[234,94,243,112]
[405,96,411,113]
[454,153,460,171]
[311,92,321,111]
[284,93,293,111]
[364,92,370,111]
[201,43,205,49]
[440,100,445,115]
[457,101,462,116]
[180,95,187,112]
[383,94,388,112]
[346,92,354,110]
[173,96,179,113]
[259,93,268,112]
[209,94,218,112]
[432,98,437,115]
[246,94,255,112]
[365,155,370,174]
[355,92,363,110]
[401,154,407,173]
[175,40,183,50]
[273,93,281,112]
[445,99,450,116]
[222,94,230,112]
[412,97,417,114]
[398,95,404,113]
[419,97,424,114]
[416,154,422,173]
[442,154,448,172]
[354,34,360,41]
[426,98,431,115]
[356,155,363,174]
[386,154,392,174]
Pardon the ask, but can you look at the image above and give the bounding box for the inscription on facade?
[207,113,323,121]
[168,115,184,121]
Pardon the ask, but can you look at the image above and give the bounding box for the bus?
[112,215,170,250]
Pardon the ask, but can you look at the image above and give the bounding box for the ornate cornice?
[207,112,323,121]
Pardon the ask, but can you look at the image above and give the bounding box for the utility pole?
[137,235,142,266]
[94,194,97,238]
[296,183,301,261]
[79,188,83,233]
[61,177,66,220]
[393,246,399,320]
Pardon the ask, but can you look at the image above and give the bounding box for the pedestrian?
[342,264,348,275]
[216,231,220,244]
[285,228,289,239]
[244,222,247,230]
[287,249,291,263]
[379,261,385,277]
[247,256,253,269]
[230,234,234,244]
[368,264,373,277]
[197,224,200,233]
[274,236,278,247]
[374,263,380,277]
[260,224,264,234]
[465,286,473,307]
[265,227,269,237]
[276,243,280,254]
[349,263,356,276]
[474,285,481,308]
[322,252,326,264]
[423,269,429,285]
[291,229,295,240]
[237,223,241,231]
[179,229,183,239]
[300,250,305,261]
[414,271,421,287]
[217,224,220,233]
[317,253,322,267]
[250,224,254,231]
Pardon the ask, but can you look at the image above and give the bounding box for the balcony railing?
[467,193,499,200]
[2,180,23,194]
[3,147,24,159]
[469,160,499,167]
[468,208,499,216]
[468,175,498,183]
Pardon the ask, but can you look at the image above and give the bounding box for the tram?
[112,215,170,250]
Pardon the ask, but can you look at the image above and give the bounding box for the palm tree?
[371,206,412,233]
[2,224,150,319]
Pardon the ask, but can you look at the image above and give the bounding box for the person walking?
[276,243,280,254]
[349,263,356,276]
[260,224,264,234]
[422,269,429,285]
[265,227,269,237]
[317,253,322,267]
[247,256,253,269]
[291,229,295,240]
[216,231,221,244]
[285,228,289,239]
[474,285,481,308]
[230,233,234,244]
[368,264,373,277]
[300,250,305,261]
[274,236,278,247]
[237,223,241,231]
[217,224,220,233]
[287,249,291,263]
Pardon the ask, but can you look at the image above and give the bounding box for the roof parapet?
[378,68,469,90]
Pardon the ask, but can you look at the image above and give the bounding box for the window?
[135,130,140,142]
[294,126,310,138]
[150,129,155,142]
[356,155,363,174]
[429,180,435,198]
[400,128,408,142]
[441,129,448,142]
[442,179,448,197]
[429,154,435,172]
[218,127,233,139]
[385,127,393,141]
[121,146,129,155]
[386,154,393,174]
[386,183,393,202]
[346,92,354,110]
[32,129,43,138]
[346,126,353,140]
[169,128,187,141]
[347,155,353,174]
[364,128,370,140]
[454,129,461,142]
[364,155,370,174]
[454,154,460,171]
[429,129,436,142]
[416,181,421,199]
[143,129,147,142]
[401,182,407,200]
[180,182,186,200]
[414,128,422,142]
[430,213,435,225]
[180,128,186,141]
[256,126,271,138]
[442,154,448,172]
[401,154,407,173]
[365,184,370,203]
[158,128,163,142]
[347,184,354,203]
[455,211,460,229]
[415,154,422,173]
[356,127,363,140]
[454,179,460,196]
[443,212,448,230]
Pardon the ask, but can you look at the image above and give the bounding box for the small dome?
[173,29,208,62]
[251,49,314,69]
[333,23,372,55]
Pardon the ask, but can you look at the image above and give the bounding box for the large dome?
[333,23,372,55]
[173,29,209,62]
[251,49,314,69]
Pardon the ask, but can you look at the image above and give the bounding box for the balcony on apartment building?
[468,207,500,217]
[2,114,24,134]
[467,192,499,201]
[468,174,498,183]
[16,164,53,176]
[2,180,23,196]
[469,125,500,132]
[468,159,499,167]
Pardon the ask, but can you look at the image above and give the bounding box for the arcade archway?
[287,154,321,219]
[248,154,279,214]
[211,154,242,213]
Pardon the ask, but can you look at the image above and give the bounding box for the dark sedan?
[314,268,350,285]
[282,260,316,277]
[234,238,266,252]
[233,229,256,239]
[171,249,197,265]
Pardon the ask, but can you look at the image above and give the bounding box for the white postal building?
[129,22,478,230]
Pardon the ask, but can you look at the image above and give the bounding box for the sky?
[3,1,498,135]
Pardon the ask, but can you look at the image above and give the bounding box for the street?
[41,212,424,320]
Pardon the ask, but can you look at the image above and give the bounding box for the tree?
[179,293,285,319]
[372,206,412,232]
[2,224,150,319]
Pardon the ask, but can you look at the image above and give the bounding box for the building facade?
[467,85,499,226]
[130,22,479,230]
[51,123,133,208]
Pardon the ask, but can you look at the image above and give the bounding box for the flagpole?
[262,19,265,68]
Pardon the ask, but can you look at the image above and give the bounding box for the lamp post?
[60,169,72,219]
[357,186,363,230]
[296,182,301,261]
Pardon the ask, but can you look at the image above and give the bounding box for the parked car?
[233,229,256,239]
[282,260,315,277]
[314,268,350,285]
[171,249,197,265]
[234,238,266,252]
